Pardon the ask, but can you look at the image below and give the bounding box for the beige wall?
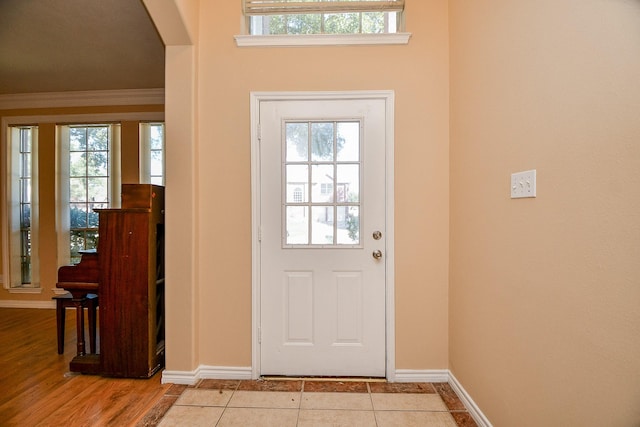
[181,1,451,369]
[449,1,640,425]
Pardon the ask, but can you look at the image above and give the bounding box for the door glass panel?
[286,122,309,162]
[337,206,359,245]
[284,120,362,247]
[336,164,359,203]
[286,165,308,203]
[286,206,309,245]
[312,206,334,244]
[311,122,334,161]
[311,165,334,203]
[337,122,359,162]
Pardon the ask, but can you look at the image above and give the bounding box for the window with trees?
[243,0,405,36]
[140,122,165,185]
[5,126,40,289]
[58,124,120,265]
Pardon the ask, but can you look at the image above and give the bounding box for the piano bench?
[53,292,99,355]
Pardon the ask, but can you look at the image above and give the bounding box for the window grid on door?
[283,120,362,247]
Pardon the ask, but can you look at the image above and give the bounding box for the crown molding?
[0,88,165,110]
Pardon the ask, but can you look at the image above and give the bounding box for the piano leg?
[72,296,87,356]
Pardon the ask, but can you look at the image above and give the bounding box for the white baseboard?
[0,300,55,309]
[448,371,493,427]
[161,369,200,385]
[162,365,252,385]
[394,369,449,383]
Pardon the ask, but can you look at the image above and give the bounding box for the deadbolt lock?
[373,231,382,240]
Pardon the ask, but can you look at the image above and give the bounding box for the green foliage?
[287,122,346,161]
[260,11,386,35]
[346,211,359,242]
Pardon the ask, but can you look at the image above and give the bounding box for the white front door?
[258,95,389,377]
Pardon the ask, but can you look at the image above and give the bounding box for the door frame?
[250,91,395,380]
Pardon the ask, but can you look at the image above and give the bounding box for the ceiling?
[0,0,165,95]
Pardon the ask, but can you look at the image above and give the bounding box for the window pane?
[70,230,86,262]
[286,206,309,244]
[22,153,31,176]
[286,165,308,203]
[337,206,359,244]
[150,125,164,149]
[87,177,109,202]
[337,164,359,202]
[70,205,88,228]
[69,127,86,151]
[288,13,321,34]
[150,151,163,176]
[312,206,334,244]
[324,13,360,34]
[286,122,309,162]
[362,12,385,33]
[70,178,87,202]
[312,164,334,203]
[87,152,108,176]
[20,205,31,228]
[311,122,334,161]
[87,127,108,150]
[336,122,359,161]
[69,152,87,177]
[20,179,31,203]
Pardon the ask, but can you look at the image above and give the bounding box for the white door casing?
[250,91,395,379]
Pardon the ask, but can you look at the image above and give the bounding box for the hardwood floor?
[0,308,169,426]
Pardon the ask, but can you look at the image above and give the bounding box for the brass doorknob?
[372,250,383,260]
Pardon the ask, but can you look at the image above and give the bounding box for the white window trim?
[235,32,410,47]
[2,112,163,291]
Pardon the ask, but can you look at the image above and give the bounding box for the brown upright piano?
[97,184,165,378]
[56,184,165,378]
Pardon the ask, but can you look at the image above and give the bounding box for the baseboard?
[0,300,55,309]
[161,369,200,385]
[448,371,493,427]
[162,365,253,385]
[394,369,449,383]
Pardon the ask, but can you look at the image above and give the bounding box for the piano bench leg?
[53,293,73,354]
[53,292,100,355]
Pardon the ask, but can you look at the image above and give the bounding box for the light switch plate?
[511,170,536,198]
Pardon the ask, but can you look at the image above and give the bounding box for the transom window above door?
[283,120,362,247]
[236,0,410,47]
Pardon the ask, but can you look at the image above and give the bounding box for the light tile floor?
[138,379,478,427]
